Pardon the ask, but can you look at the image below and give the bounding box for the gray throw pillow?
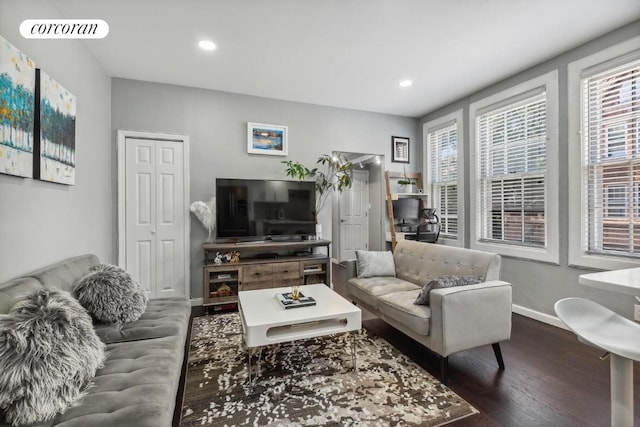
[0,288,106,425]
[414,275,483,306]
[355,250,396,278]
[74,264,148,324]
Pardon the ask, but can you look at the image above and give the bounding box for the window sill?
[569,252,640,272]
[471,240,559,265]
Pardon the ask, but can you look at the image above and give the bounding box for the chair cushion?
[378,290,431,336]
[355,250,396,278]
[347,276,419,309]
[93,297,191,344]
[0,288,105,426]
[414,275,483,306]
[74,264,148,324]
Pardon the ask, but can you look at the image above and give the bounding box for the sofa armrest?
[429,280,512,356]
[342,259,358,281]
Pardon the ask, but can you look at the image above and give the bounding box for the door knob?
[151,230,156,234]
[340,219,346,223]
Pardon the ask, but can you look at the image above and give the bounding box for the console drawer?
[243,264,273,284]
[272,262,300,280]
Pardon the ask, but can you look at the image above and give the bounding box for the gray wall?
[111,79,419,299]
[0,1,113,282]
[421,20,640,320]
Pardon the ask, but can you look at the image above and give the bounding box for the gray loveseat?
[344,240,512,382]
[0,254,191,427]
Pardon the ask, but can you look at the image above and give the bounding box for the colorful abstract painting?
[36,69,76,185]
[0,35,36,178]
[247,122,288,156]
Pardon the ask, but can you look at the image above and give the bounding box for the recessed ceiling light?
[198,40,216,51]
[399,80,413,88]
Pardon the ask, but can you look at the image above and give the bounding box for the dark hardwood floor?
[330,262,640,427]
[182,264,640,426]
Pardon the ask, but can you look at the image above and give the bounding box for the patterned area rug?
[180,313,478,426]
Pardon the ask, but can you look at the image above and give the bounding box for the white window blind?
[477,90,547,247]
[427,122,458,238]
[582,57,640,257]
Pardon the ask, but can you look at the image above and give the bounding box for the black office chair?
[416,208,440,243]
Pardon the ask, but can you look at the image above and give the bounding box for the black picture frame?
[391,136,410,163]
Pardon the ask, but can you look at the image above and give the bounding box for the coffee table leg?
[247,348,253,386]
[247,346,263,389]
[351,330,357,371]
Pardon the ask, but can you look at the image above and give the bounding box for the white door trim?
[117,129,191,298]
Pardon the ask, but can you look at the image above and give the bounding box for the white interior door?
[339,170,369,261]
[120,132,189,299]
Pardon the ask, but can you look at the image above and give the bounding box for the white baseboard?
[190,297,203,306]
[512,304,568,330]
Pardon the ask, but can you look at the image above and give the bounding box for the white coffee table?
[238,284,362,384]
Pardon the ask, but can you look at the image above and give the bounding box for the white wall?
[0,1,113,281]
[111,78,419,298]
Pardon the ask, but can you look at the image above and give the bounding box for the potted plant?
[397,177,417,193]
[398,168,417,193]
[282,154,354,236]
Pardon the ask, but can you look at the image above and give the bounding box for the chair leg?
[492,343,505,370]
[440,356,448,384]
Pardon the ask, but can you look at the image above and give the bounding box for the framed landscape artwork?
[392,136,410,163]
[247,122,288,156]
[35,69,76,185]
[0,35,36,178]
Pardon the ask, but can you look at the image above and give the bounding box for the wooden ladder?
[385,171,425,251]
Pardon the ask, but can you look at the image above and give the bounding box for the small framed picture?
[247,122,288,156]
[392,136,410,163]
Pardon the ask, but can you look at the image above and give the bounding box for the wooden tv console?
[202,239,331,307]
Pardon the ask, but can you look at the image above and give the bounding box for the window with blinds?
[426,122,458,238]
[477,90,547,247]
[582,57,640,257]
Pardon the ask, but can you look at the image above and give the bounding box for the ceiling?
[52,0,640,118]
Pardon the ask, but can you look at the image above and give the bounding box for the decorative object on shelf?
[213,252,223,264]
[230,251,240,263]
[247,122,288,156]
[190,197,216,242]
[216,283,232,297]
[397,167,418,193]
[34,69,77,185]
[305,274,321,285]
[291,285,301,300]
[282,153,354,222]
[391,136,410,163]
[0,35,36,179]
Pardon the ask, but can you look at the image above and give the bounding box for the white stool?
[555,297,640,427]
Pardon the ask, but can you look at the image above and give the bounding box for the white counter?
[579,267,640,295]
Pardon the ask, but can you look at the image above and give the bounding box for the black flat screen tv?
[216,178,316,241]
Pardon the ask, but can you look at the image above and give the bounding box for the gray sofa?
[0,254,191,427]
[345,240,512,382]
